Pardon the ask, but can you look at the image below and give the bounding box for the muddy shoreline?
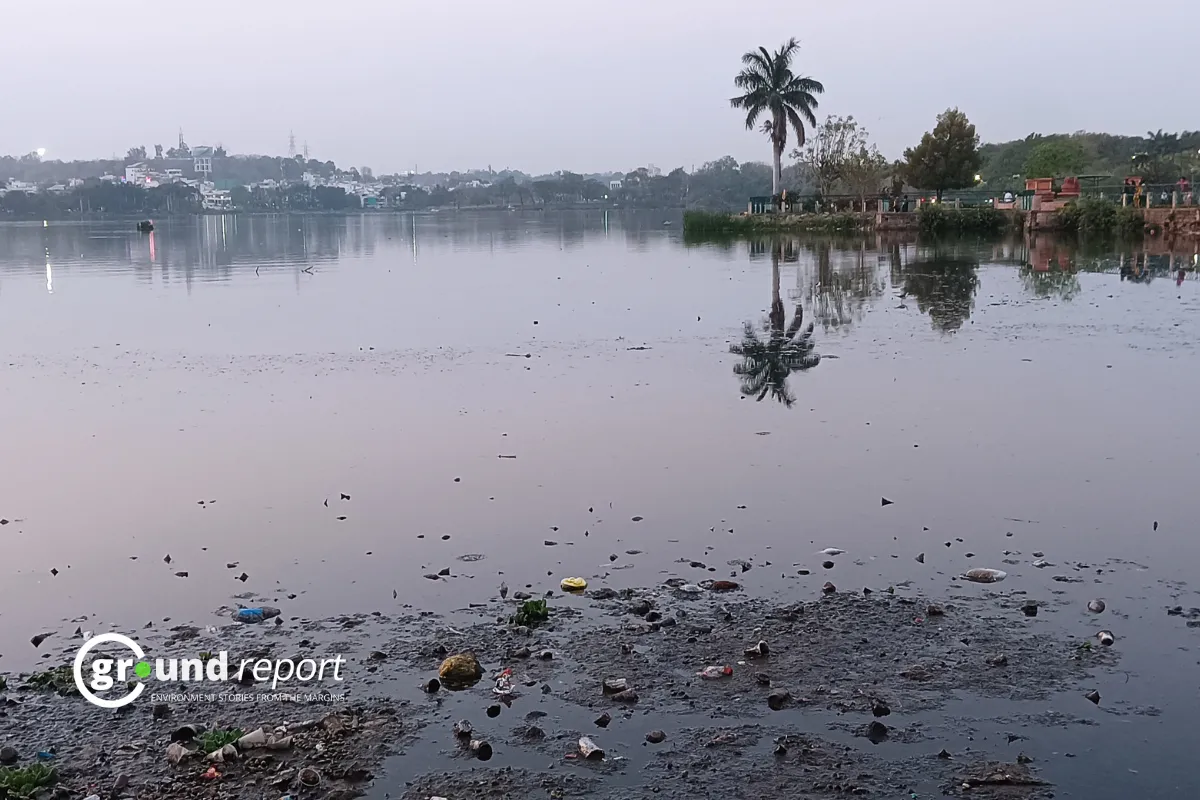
[0,578,1122,800]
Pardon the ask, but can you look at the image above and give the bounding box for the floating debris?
[963,568,1008,583]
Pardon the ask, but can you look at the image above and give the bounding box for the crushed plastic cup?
[696,665,733,679]
[1096,630,1115,646]
[236,728,266,749]
[469,739,493,761]
[578,736,605,760]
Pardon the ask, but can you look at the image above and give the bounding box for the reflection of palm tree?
[730,243,819,406]
[899,252,980,332]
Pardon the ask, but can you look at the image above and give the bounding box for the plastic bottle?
[232,607,281,623]
[696,665,733,679]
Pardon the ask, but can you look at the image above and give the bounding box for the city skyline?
[3,0,1196,175]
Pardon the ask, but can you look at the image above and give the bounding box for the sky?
[3,0,1194,175]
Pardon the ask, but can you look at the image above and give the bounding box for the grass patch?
[197,728,243,753]
[682,210,758,234]
[683,210,872,240]
[917,205,1020,236]
[0,764,58,799]
[512,599,550,628]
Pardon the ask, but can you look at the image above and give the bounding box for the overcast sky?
[3,0,1193,174]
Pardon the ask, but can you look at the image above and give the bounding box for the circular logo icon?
[73,633,147,709]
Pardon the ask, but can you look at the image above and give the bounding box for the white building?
[201,189,233,211]
[609,180,623,190]
[5,179,38,193]
[125,162,150,184]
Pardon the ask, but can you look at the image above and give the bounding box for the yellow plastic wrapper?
[560,577,587,592]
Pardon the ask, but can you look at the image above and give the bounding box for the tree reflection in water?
[892,246,980,333]
[730,240,819,407]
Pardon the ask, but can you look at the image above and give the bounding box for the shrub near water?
[1058,199,1145,237]
[681,211,757,234]
[917,204,1016,235]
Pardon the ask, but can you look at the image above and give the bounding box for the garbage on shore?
[577,737,605,761]
[963,568,1008,583]
[438,653,483,687]
[560,577,587,592]
[232,607,281,623]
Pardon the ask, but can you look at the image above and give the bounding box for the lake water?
[2,212,1199,794]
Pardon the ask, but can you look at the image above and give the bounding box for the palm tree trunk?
[771,143,782,196]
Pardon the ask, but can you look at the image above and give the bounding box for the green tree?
[125,146,147,162]
[902,108,982,200]
[729,240,820,406]
[1024,139,1088,178]
[730,38,823,195]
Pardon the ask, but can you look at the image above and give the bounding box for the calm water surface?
[2,213,1199,795]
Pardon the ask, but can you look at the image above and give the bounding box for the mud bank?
[0,580,1122,800]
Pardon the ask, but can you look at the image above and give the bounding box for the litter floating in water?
[578,736,605,760]
[818,548,845,556]
[962,568,1008,584]
[696,665,733,679]
[1088,599,1106,614]
[560,577,587,592]
[232,607,281,623]
[1096,630,1115,647]
[438,653,483,687]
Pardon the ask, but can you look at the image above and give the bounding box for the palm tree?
[730,241,820,406]
[731,39,824,195]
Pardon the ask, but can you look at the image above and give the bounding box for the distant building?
[609,180,623,190]
[201,189,233,211]
[191,146,214,179]
[5,179,38,193]
[125,162,151,184]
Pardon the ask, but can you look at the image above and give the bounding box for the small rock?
[1085,690,1101,705]
[486,704,501,718]
[767,689,791,711]
[423,678,440,693]
[937,748,952,759]
[0,745,17,765]
[594,712,612,728]
[630,599,652,617]
[822,582,836,594]
[754,672,771,686]
[987,654,1008,667]
[871,699,891,717]
[865,721,889,743]
[646,730,666,744]
[538,650,554,661]
[1088,599,1106,614]
[926,604,944,617]
[822,560,835,569]
[510,646,531,659]
[1021,601,1038,617]
[152,703,171,719]
[612,689,639,703]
